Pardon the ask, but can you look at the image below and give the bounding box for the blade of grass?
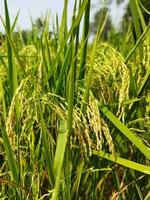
[0,178,33,198]
[71,159,84,200]
[55,42,72,94]
[40,39,49,74]
[11,11,20,32]
[37,102,54,187]
[67,39,75,133]
[125,24,150,118]
[139,0,150,15]
[4,0,17,99]
[47,0,89,81]
[145,191,150,200]
[0,53,8,72]
[92,149,150,175]
[65,39,76,199]
[72,0,80,85]
[78,0,90,80]
[127,67,150,119]
[0,80,18,182]
[136,0,146,31]
[59,0,68,43]
[129,0,143,57]
[3,1,22,187]
[0,16,27,77]
[52,120,68,200]
[82,7,108,111]
[100,106,150,160]
[40,13,52,76]
[125,23,150,63]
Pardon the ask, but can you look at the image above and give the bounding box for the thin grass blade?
[129,0,143,57]
[100,106,150,160]
[125,23,150,63]
[92,149,150,175]
[52,120,68,200]
[78,0,90,80]
[0,81,18,182]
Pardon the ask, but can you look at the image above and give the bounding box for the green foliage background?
[0,0,150,199]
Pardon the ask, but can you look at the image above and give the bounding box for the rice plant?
[0,0,150,199]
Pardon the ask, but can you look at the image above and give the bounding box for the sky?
[0,0,129,32]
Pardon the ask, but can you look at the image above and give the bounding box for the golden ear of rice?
[87,42,130,120]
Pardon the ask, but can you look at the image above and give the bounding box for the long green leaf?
[59,0,68,43]
[83,7,108,111]
[11,11,20,33]
[129,0,143,57]
[0,81,18,182]
[127,67,150,118]
[78,0,90,80]
[100,106,150,160]
[92,149,150,175]
[136,0,146,31]
[55,43,72,94]
[4,0,17,99]
[52,120,68,200]
[38,102,54,187]
[47,0,89,81]
[0,16,27,77]
[125,23,150,63]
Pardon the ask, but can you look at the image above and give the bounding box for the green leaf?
[125,23,150,63]
[92,149,150,175]
[47,0,89,81]
[0,80,18,182]
[52,120,68,200]
[100,106,150,160]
